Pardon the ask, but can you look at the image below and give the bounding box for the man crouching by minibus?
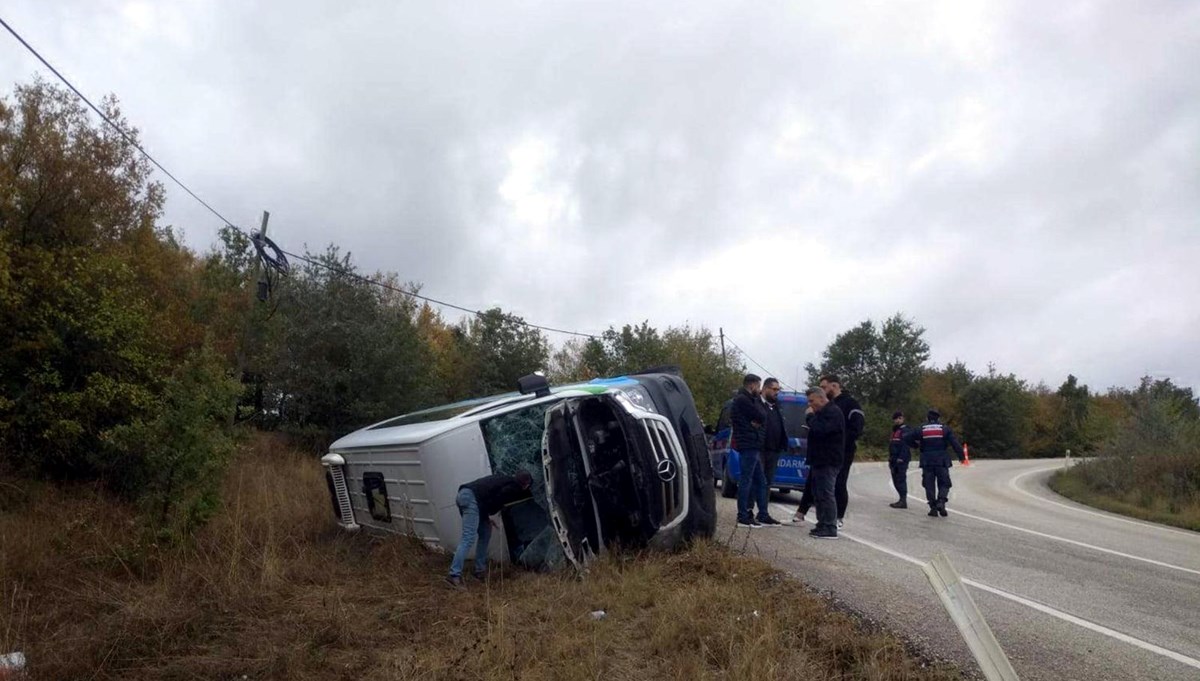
[446,470,533,589]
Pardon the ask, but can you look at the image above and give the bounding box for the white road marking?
[767,502,1200,672]
[900,492,1200,578]
[1008,465,1200,539]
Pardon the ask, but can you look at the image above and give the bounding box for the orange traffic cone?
[962,443,971,466]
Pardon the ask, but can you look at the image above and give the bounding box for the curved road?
[716,460,1200,680]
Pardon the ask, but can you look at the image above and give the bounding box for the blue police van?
[709,391,809,498]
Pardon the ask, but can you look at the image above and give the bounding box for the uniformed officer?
[887,411,912,509]
[903,409,965,517]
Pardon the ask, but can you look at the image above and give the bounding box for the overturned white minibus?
[320,371,717,570]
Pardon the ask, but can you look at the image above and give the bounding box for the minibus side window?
[363,472,392,522]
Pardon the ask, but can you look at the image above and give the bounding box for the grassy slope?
[1,434,959,680]
[1049,468,1200,533]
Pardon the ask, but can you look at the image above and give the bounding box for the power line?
[723,334,796,391]
[0,15,598,340]
[0,16,783,363]
[280,248,598,339]
[0,15,238,229]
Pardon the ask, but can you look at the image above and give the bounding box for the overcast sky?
[3,1,1198,394]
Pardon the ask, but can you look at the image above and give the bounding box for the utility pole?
[719,327,728,371]
[239,210,271,423]
[254,210,271,302]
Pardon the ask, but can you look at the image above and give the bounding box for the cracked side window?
[481,403,566,570]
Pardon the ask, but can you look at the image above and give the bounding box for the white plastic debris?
[752,610,761,618]
[0,652,26,674]
[590,610,607,620]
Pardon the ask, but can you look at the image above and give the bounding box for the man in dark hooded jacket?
[820,375,865,526]
[888,411,913,508]
[904,409,965,517]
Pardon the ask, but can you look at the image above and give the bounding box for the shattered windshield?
[481,402,568,570]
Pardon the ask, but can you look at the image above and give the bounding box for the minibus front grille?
[328,465,356,526]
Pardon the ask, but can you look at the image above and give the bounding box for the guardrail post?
[922,552,1020,681]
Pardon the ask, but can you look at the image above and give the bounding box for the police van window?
[362,472,392,522]
[779,402,809,439]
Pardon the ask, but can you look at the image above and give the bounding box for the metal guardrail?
[923,552,1020,681]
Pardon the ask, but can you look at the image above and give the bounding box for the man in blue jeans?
[732,374,779,527]
[446,470,533,588]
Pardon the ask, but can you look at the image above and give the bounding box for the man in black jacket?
[820,375,865,526]
[795,386,844,538]
[447,470,533,588]
[754,378,788,523]
[903,409,965,517]
[888,411,913,509]
[732,374,775,527]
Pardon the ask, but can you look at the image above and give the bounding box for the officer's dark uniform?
[888,416,913,505]
[903,410,965,517]
[832,391,865,521]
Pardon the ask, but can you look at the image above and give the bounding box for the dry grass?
[1049,470,1200,533]
[1,433,959,680]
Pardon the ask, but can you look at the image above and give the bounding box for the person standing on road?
[755,378,788,522]
[903,409,965,517]
[733,374,778,527]
[888,411,913,509]
[820,375,865,527]
[446,470,533,588]
[792,386,845,538]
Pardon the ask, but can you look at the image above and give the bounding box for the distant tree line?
[804,314,1197,458]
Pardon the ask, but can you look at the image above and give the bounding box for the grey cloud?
[2,0,1196,392]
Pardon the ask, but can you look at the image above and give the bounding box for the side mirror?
[517,372,552,398]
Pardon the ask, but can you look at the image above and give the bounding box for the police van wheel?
[720,469,738,498]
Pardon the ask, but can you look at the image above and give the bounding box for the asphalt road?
[715,459,1200,680]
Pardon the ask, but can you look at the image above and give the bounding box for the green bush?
[1054,390,1200,529]
[0,80,240,534]
[108,346,241,535]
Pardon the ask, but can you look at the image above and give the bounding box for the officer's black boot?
[890,499,907,509]
[927,504,938,517]
[937,501,948,517]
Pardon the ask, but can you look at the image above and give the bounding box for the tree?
[1134,377,1199,421]
[958,370,1034,458]
[264,247,432,440]
[805,320,877,396]
[1055,374,1091,454]
[415,303,475,404]
[547,322,740,425]
[463,308,550,396]
[874,315,932,407]
[1,80,170,478]
[0,80,239,532]
[660,325,743,425]
[805,314,929,409]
